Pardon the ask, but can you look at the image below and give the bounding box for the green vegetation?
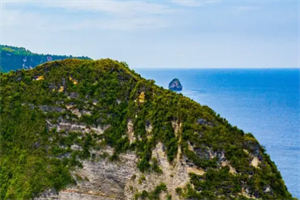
[0,44,90,72]
[0,59,294,199]
[135,183,168,200]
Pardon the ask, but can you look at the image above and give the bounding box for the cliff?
[0,59,295,200]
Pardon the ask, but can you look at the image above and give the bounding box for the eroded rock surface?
[36,148,138,200]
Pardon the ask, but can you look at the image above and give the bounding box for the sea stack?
[168,78,182,91]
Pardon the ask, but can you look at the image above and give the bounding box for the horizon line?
[132,66,300,70]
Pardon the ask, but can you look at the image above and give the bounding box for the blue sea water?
[135,68,300,198]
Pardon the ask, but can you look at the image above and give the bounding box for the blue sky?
[0,0,299,68]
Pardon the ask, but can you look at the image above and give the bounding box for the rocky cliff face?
[35,146,137,200]
[34,140,259,200]
[0,59,294,200]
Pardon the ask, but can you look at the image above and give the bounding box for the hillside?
[0,59,295,200]
[0,45,90,72]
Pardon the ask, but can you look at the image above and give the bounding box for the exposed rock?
[65,104,91,118]
[69,92,80,99]
[264,186,271,193]
[241,188,258,199]
[82,110,92,116]
[71,144,82,151]
[251,156,260,168]
[145,121,153,134]
[138,92,145,103]
[187,167,205,176]
[221,161,237,174]
[194,148,210,160]
[34,189,58,200]
[171,121,182,137]
[196,118,214,126]
[125,142,190,200]
[58,86,64,93]
[243,140,262,160]
[214,151,226,162]
[187,142,194,151]
[35,75,44,81]
[168,78,182,92]
[127,120,136,144]
[36,148,138,200]
[49,121,109,135]
[39,105,65,113]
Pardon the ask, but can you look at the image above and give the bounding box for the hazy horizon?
[0,0,299,68]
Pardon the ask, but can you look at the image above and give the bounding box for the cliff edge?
[0,59,294,200]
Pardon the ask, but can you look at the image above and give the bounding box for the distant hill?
[0,44,91,72]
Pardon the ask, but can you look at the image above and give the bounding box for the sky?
[0,0,299,68]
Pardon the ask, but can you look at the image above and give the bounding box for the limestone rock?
[168,78,182,91]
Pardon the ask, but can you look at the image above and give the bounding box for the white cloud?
[170,0,221,7]
[2,0,173,15]
[0,0,175,31]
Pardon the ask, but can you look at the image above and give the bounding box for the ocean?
[135,68,300,198]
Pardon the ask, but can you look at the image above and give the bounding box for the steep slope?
[0,45,90,72]
[0,59,294,200]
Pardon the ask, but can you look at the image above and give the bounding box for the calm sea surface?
[135,68,300,198]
